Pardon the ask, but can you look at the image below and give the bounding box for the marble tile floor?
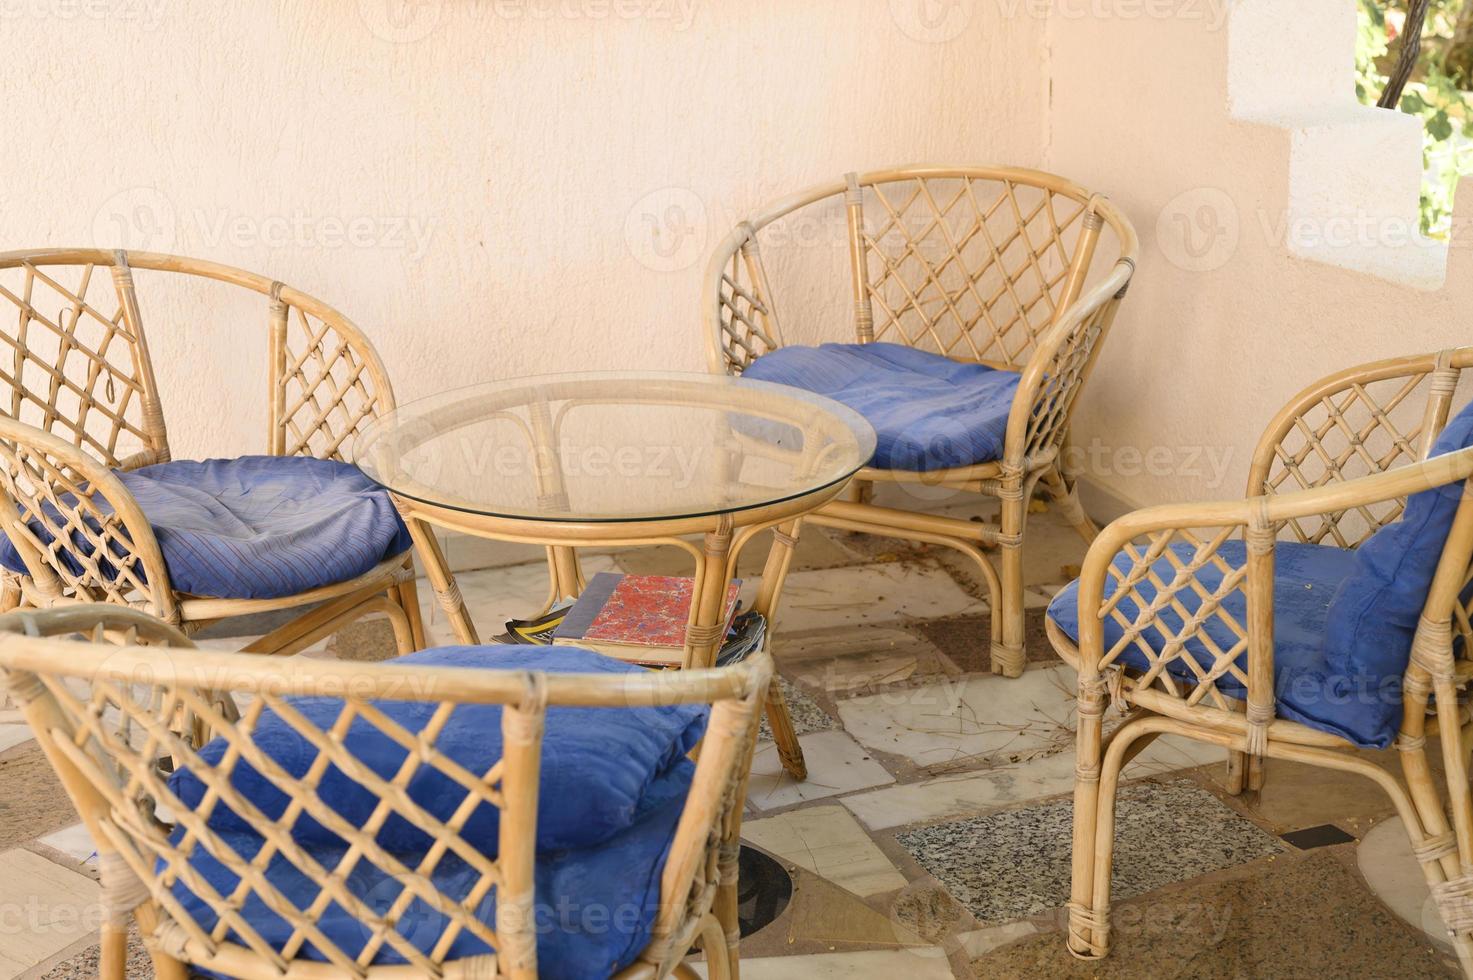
[13,506,1467,977]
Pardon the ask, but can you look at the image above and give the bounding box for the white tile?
[841,734,1223,831]
[0,724,33,755]
[775,561,982,632]
[420,554,618,645]
[746,731,894,810]
[0,848,101,979]
[695,947,953,978]
[956,920,1039,957]
[1357,815,1450,946]
[837,665,1081,770]
[742,805,906,897]
[36,824,98,866]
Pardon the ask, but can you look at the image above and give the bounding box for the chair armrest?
[1073,447,1473,745]
[0,417,177,622]
[1004,257,1133,472]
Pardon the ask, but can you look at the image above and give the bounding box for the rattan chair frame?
[701,166,1139,676]
[0,249,422,657]
[1049,347,1473,975]
[0,603,769,980]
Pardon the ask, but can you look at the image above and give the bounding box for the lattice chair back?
[703,166,1135,375]
[0,605,769,980]
[1248,348,1473,548]
[0,249,396,464]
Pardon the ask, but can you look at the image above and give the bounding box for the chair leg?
[994,495,1027,678]
[1224,748,1248,795]
[396,567,427,651]
[100,921,128,980]
[1068,678,1109,958]
[763,681,807,781]
[1044,465,1099,544]
[698,912,733,980]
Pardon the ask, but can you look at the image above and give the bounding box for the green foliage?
[1356,0,1473,238]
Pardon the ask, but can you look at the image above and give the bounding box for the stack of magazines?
[495,572,766,667]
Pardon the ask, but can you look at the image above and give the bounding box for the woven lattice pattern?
[0,438,161,610]
[1023,302,1110,462]
[0,260,157,467]
[1098,527,1249,710]
[38,670,516,975]
[1262,372,1442,547]
[276,302,390,461]
[857,176,1086,367]
[714,237,781,374]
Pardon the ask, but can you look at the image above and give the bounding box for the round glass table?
[354,371,876,779]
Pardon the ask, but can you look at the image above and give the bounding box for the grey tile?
[895,780,1284,925]
[759,676,836,742]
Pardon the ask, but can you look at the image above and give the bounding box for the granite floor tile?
[956,920,1039,958]
[695,946,954,978]
[0,848,101,979]
[896,780,1284,925]
[743,805,907,897]
[324,616,401,662]
[776,561,982,633]
[1245,757,1400,835]
[759,677,836,742]
[971,850,1457,978]
[1358,815,1448,945]
[837,665,1082,771]
[40,925,151,980]
[35,824,97,867]
[841,735,1224,831]
[746,731,895,810]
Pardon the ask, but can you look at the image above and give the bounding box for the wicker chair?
[1046,347,1473,974]
[702,166,1138,675]
[0,249,421,655]
[0,603,769,979]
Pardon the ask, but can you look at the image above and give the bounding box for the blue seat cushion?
[173,765,689,978]
[167,646,710,856]
[741,342,1019,471]
[1322,400,1473,701]
[1046,540,1410,748]
[0,455,412,600]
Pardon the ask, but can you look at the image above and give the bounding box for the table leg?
[546,545,584,606]
[402,514,480,645]
[752,520,806,780]
[686,517,734,671]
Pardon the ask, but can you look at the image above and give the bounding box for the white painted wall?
[1046,0,1473,510]
[2,0,1046,459]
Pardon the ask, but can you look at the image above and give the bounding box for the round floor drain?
[736,845,793,937]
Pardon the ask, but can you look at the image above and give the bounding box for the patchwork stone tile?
[842,735,1224,831]
[0,848,100,979]
[1247,757,1399,835]
[0,724,33,755]
[777,623,944,664]
[0,743,79,852]
[757,871,927,953]
[35,824,97,867]
[743,805,906,897]
[1358,815,1449,945]
[886,879,974,946]
[911,608,1060,674]
[971,850,1458,978]
[776,561,982,633]
[956,920,1039,958]
[759,677,837,742]
[896,780,1284,925]
[695,947,954,978]
[323,615,401,662]
[837,665,1082,771]
[39,926,152,980]
[746,731,895,811]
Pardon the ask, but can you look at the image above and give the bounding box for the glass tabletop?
[352,372,877,523]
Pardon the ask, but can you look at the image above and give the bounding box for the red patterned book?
[552,572,741,665]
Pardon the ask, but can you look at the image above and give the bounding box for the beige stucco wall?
[1047,0,1473,510]
[2,0,1046,460]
